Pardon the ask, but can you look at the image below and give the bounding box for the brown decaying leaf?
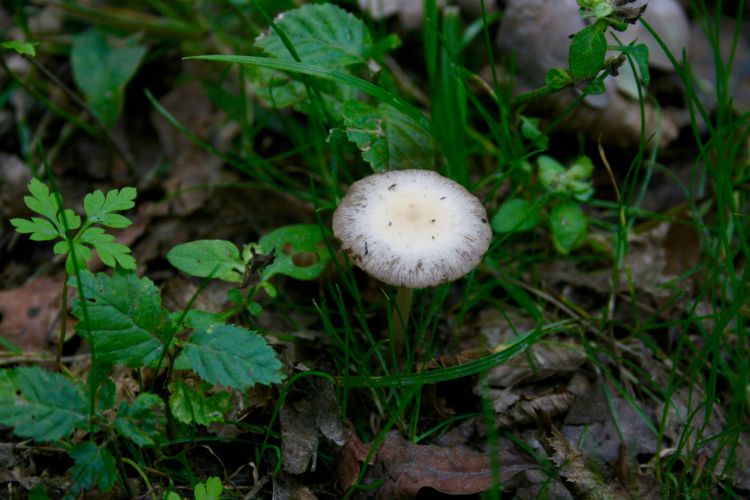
[281,377,346,474]
[486,341,587,388]
[337,427,537,499]
[494,389,577,429]
[546,426,629,499]
[0,275,71,352]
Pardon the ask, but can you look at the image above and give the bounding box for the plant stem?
[55,279,68,372]
[393,287,413,357]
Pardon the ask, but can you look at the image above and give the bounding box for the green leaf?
[190,54,433,135]
[69,442,117,495]
[568,21,607,81]
[520,116,549,151]
[114,392,165,446]
[492,198,539,233]
[83,187,137,227]
[258,224,331,281]
[343,101,435,172]
[1,40,38,57]
[71,30,146,127]
[21,178,59,225]
[627,43,650,87]
[538,155,567,192]
[166,240,245,283]
[550,202,588,254]
[0,366,87,442]
[194,477,223,500]
[177,324,284,389]
[255,4,372,66]
[79,227,136,270]
[168,381,231,426]
[71,269,169,366]
[544,68,573,90]
[9,217,59,241]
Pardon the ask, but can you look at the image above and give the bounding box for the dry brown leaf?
[281,376,346,474]
[562,380,657,463]
[486,341,586,388]
[494,389,577,429]
[338,428,536,499]
[0,275,70,352]
[546,426,629,499]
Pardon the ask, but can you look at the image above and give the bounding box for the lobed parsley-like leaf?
[79,227,136,269]
[177,324,284,390]
[0,366,88,442]
[69,442,117,495]
[83,187,137,228]
[72,269,169,366]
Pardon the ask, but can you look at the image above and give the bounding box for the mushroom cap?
[332,169,492,288]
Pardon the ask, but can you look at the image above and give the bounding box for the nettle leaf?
[83,187,136,228]
[258,224,331,281]
[255,4,372,66]
[169,381,231,426]
[343,101,435,172]
[69,442,117,495]
[167,240,245,283]
[72,269,169,366]
[569,21,607,81]
[492,198,539,234]
[0,366,87,442]
[71,30,146,127]
[114,392,165,446]
[550,201,588,254]
[177,324,284,389]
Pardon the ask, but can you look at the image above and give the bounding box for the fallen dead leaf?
[281,376,346,474]
[338,427,537,499]
[486,341,587,388]
[0,275,71,352]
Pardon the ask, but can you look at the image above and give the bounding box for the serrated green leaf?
[343,101,435,172]
[71,30,146,127]
[69,442,117,495]
[194,476,223,500]
[550,202,588,254]
[1,40,38,57]
[101,213,132,228]
[0,366,87,442]
[258,224,331,281]
[167,240,244,283]
[114,393,165,446]
[71,269,168,366]
[569,21,607,80]
[178,324,284,389]
[169,381,231,426]
[492,198,539,233]
[9,217,59,241]
[255,4,372,67]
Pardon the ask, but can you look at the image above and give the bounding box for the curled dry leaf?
[281,376,346,474]
[492,388,577,429]
[337,427,537,499]
[486,341,587,388]
[545,426,630,499]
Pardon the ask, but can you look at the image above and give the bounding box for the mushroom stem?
[393,286,413,355]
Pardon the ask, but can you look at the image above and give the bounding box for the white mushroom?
[332,169,492,288]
